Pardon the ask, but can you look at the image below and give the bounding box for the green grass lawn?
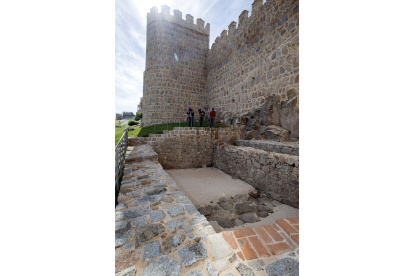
[115,119,226,145]
[115,120,141,146]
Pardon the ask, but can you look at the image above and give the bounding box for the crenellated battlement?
[209,0,283,52]
[208,0,287,54]
[147,5,209,36]
[204,0,299,115]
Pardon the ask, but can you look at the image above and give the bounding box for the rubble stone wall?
[206,0,299,114]
[213,143,299,208]
[136,127,240,169]
[236,140,298,156]
[142,6,210,126]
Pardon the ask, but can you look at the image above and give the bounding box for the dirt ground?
[165,167,299,232]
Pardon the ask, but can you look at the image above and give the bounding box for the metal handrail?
[115,128,129,206]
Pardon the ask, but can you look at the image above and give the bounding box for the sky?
[115,0,260,115]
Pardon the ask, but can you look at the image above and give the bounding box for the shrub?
[128,120,137,126]
[135,112,142,121]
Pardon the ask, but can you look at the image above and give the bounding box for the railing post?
[115,148,119,206]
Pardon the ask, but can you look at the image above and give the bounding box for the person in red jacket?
[209,108,216,128]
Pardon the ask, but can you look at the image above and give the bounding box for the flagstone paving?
[115,144,299,276]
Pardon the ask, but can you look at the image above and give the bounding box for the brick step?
[236,140,299,156]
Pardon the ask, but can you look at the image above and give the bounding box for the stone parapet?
[236,140,299,156]
[213,143,299,208]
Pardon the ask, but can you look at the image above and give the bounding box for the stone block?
[167,205,185,217]
[178,242,208,267]
[167,218,187,231]
[142,255,181,276]
[208,233,233,260]
[115,266,136,276]
[265,258,299,276]
[143,240,162,261]
[207,262,218,276]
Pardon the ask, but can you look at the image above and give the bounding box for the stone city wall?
[213,143,299,208]
[206,0,299,114]
[142,6,210,126]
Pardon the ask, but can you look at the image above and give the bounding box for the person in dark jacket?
[198,108,205,127]
[209,108,216,128]
[187,107,195,127]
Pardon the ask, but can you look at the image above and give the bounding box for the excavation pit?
[166,167,299,232]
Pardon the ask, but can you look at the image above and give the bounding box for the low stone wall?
[127,137,146,147]
[213,143,299,208]
[145,127,239,169]
[116,145,217,275]
[236,140,299,156]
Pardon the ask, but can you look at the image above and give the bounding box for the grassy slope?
[115,120,141,146]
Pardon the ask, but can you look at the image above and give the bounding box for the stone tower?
[141,6,210,126]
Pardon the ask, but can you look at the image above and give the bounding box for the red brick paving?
[286,217,299,225]
[276,218,299,245]
[272,224,281,231]
[253,226,273,244]
[237,251,245,261]
[291,233,299,244]
[248,236,271,257]
[222,231,238,250]
[267,242,293,255]
[233,228,256,238]
[220,219,299,262]
[263,225,284,242]
[276,219,299,235]
[237,237,258,260]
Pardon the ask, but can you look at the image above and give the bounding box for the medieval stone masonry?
[142,0,299,128]
[116,2,300,274]
[142,6,210,126]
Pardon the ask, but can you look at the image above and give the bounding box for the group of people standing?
[187,107,216,128]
